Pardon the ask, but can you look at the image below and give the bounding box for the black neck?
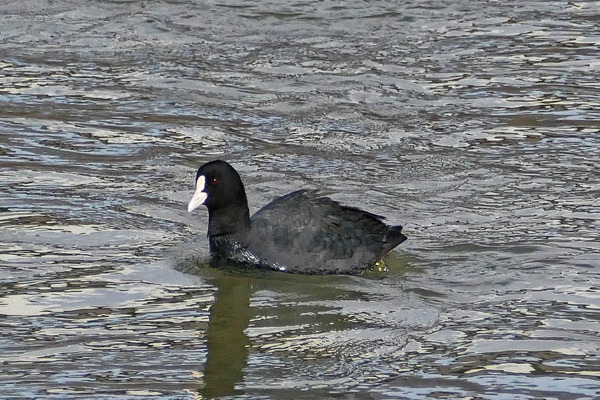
[207,204,251,237]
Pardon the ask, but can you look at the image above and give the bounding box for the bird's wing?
[247,190,402,273]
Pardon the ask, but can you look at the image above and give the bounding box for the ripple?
[1,0,599,398]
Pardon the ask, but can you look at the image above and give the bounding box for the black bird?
[187,160,406,274]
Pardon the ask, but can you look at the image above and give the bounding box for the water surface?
[1,1,599,399]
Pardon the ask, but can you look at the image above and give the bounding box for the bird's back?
[240,190,406,274]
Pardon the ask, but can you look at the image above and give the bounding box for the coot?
[187,160,406,274]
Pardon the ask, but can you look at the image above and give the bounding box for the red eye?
[211,177,219,185]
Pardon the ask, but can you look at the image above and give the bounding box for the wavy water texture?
[1,0,599,399]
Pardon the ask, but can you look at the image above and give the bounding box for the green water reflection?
[202,275,252,398]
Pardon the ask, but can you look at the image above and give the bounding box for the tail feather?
[383,225,407,254]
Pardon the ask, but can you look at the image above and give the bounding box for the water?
[1,0,599,398]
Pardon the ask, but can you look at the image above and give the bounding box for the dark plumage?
[187,160,406,274]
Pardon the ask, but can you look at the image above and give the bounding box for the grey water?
[1,0,599,399]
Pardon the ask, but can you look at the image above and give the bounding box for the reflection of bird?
[188,160,406,274]
[202,275,251,399]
